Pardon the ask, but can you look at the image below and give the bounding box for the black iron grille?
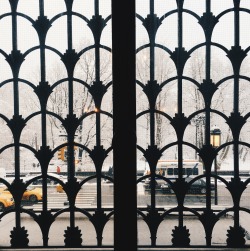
[0,0,249,249]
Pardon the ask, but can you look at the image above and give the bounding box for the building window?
[0,0,249,249]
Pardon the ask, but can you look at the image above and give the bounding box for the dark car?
[143,178,162,191]
[161,178,215,194]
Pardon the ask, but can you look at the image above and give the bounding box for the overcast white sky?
[0,1,249,63]
[1,1,250,52]
[1,1,250,124]
[0,1,250,170]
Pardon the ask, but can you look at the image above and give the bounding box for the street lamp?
[210,126,221,205]
[192,114,205,160]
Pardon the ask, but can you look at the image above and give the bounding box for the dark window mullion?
[112,0,137,250]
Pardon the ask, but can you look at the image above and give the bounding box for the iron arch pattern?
[0,0,113,248]
[137,0,250,248]
[0,0,250,249]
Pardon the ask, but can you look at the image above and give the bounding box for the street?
[0,181,250,247]
[11,180,250,213]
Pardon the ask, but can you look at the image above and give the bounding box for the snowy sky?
[0,1,250,170]
[0,1,250,53]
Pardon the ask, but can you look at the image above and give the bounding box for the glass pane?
[136,0,250,248]
[0,0,112,247]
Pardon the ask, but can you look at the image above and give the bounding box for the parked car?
[161,178,215,194]
[0,187,42,202]
[25,173,67,185]
[143,178,162,191]
[0,192,14,211]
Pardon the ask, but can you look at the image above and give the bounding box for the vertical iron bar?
[234,1,240,47]
[149,0,155,149]
[150,0,154,15]
[233,1,240,178]
[38,0,49,219]
[112,0,137,250]
[95,116,101,210]
[67,12,73,51]
[205,0,212,216]
[95,41,101,147]
[95,47,100,81]
[150,109,155,146]
[95,0,99,16]
[38,0,47,148]
[233,0,240,230]
[11,3,18,116]
[205,0,212,144]
[65,2,76,230]
[94,0,102,211]
[177,0,184,227]
[10,1,21,231]
[214,156,218,205]
[96,112,101,146]
[206,0,211,13]
[39,0,44,17]
[149,0,155,210]
[11,5,17,52]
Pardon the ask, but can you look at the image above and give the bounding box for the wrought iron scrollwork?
[137,0,250,248]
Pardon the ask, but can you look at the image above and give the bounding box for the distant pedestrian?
[57,166,61,174]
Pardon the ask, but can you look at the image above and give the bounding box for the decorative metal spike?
[198,79,217,107]
[143,145,162,174]
[170,113,190,140]
[64,226,82,247]
[198,145,217,171]
[35,146,54,171]
[226,112,246,141]
[5,50,25,76]
[62,114,80,137]
[172,178,189,204]
[89,145,108,174]
[143,209,163,246]
[88,15,106,44]
[170,48,190,75]
[142,14,161,42]
[61,49,80,76]
[143,80,161,108]
[198,12,218,40]
[90,210,110,245]
[35,211,55,246]
[8,179,26,205]
[34,81,53,107]
[63,177,81,204]
[226,177,247,205]
[7,115,26,142]
[226,225,246,247]
[33,16,51,44]
[171,225,190,247]
[199,209,219,246]
[89,81,107,108]
[10,226,29,248]
[226,46,247,74]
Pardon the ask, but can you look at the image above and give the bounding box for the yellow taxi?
[56,183,64,193]
[22,187,43,202]
[0,187,42,202]
[55,177,80,193]
[0,192,14,211]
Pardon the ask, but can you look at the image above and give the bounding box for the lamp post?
[192,114,205,160]
[210,126,221,205]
